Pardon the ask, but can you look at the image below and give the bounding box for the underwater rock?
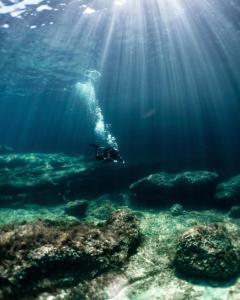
[170,203,184,216]
[130,171,219,207]
[87,200,117,221]
[0,145,14,154]
[0,152,93,205]
[129,172,175,206]
[64,199,89,218]
[215,175,240,207]
[0,209,140,297]
[174,224,240,280]
[86,193,129,221]
[0,152,151,206]
[229,206,240,219]
[173,171,219,193]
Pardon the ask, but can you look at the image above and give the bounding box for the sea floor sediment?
[0,151,240,300]
[1,204,240,300]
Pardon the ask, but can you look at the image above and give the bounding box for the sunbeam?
[1,0,240,299]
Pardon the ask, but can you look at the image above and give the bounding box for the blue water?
[1,2,240,299]
[0,0,240,172]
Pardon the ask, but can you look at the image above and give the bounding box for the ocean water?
[0,0,240,299]
[1,0,240,170]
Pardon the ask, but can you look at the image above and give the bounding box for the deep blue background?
[0,0,240,173]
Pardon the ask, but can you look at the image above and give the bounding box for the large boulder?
[0,209,141,297]
[173,224,240,280]
[173,171,219,195]
[215,175,240,207]
[130,171,219,207]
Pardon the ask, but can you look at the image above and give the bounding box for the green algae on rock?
[174,223,240,280]
[0,209,141,299]
[130,171,219,207]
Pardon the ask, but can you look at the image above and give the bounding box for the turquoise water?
[0,1,240,299]
[0,0,240,167]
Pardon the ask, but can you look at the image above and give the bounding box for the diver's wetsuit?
[89,144,124,163]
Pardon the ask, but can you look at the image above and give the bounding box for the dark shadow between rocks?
[128,193,226,212]
[173,268,240,288]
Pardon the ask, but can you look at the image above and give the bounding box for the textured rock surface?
[130,171,219,207]
[50,210,240,300]
[174,224,240,280]
[0,209,141,298]
[1,206,240,299]
[216,175,240,207]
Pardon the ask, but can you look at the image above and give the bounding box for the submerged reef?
[0,209,140,299]
[1,198,240,299]
[130,171,219,207]
[1,150,240,211]
[1,150,240,299]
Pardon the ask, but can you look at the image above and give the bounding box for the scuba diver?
[89,144,125,163]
